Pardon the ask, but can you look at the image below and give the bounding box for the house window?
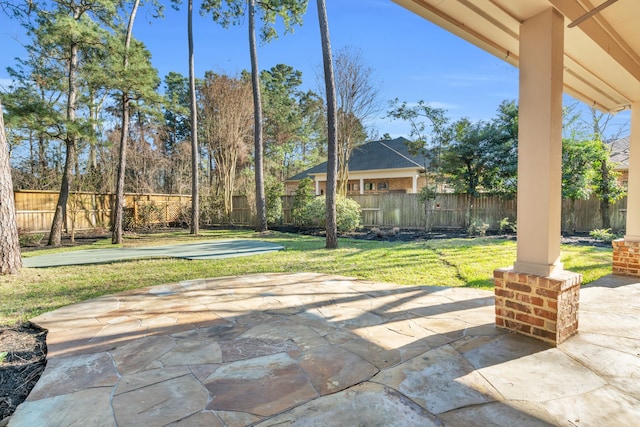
[364,183,375,191]
[347,183,359,192]
[378,182,388,190]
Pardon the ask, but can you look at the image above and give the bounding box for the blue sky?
[0,0,629,138]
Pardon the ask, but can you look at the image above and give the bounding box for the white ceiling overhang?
[392,0,640,113]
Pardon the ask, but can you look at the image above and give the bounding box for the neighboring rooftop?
[287,137,428,181]
[609,136,630,169]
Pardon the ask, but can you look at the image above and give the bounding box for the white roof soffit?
[393,0,640,113]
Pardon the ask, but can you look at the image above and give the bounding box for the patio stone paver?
[204,353,318,417]
[113,374,209,427]
[10,388,115,427]
[297,344,378,394]
[439,401,555,427]
[7,272,640,426]
[254,382,445,427]
[371,344,501,414]
[25,352,120,401]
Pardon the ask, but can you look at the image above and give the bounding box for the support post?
[493,8,581,345]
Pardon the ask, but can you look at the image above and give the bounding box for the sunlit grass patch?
[1,230,613,325]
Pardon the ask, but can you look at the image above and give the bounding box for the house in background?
[609,136,629,188]
[285,137,432,196]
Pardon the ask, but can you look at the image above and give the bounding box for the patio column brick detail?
[612,239,640,277]
[493,268,581,346]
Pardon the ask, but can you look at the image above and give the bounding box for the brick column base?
[493,268,582,346]
[612,239,640,277]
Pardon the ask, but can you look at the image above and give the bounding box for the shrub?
[265,180,284,226]
[299,195,362,232]
[291,177,315,226]
[499,217,517,234]
[467,221,490,237]
[418,184,437,203]
[335,197,362,232]
[589,228,617,243]
[129,201,163,230]
[18,231,44,247]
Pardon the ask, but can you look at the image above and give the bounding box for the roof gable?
[608,136,629,168]
[287,137,429,181]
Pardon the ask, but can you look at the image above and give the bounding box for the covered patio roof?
[393,0,640,345]
[393,0,640,113]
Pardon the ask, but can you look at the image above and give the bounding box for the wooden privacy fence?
[14,190,627,233]
[282,193,625,232]
[347,194,518,230]
[14,190,191,233]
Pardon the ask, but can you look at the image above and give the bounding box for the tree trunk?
[112,95,129,243]
[600,158,611,229]
[249,0,267,232]
[0,100,22,274]
[49,40,79,247]
[601,198,611,230]
[316,0,338,249]
[188,0,199,235]
[112,0,140,244]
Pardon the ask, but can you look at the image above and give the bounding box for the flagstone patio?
[8,272,640,426]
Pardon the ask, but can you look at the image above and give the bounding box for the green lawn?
[0,229,612,325]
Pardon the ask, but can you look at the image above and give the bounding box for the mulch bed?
[0,323,47,423]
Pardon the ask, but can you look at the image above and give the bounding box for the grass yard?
[0,229,613,325]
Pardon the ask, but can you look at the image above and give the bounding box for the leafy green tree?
[161,72,190,153]
[295,89,325,168]
[486,100,518,196]
[1,79,61,189]
[588,107,627,229]
[200,0,308,233]
[591,139,625,229]
[159,72,191,193]
[387,98,451,230]
[440,118,494,196]
[24,0,120,246]
[387,98,451,176]
[562,137,598,231]
[81,45,112,190]
[260,64,305,181]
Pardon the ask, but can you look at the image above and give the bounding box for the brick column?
[612,239,640,276]
[494,268,581,345]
